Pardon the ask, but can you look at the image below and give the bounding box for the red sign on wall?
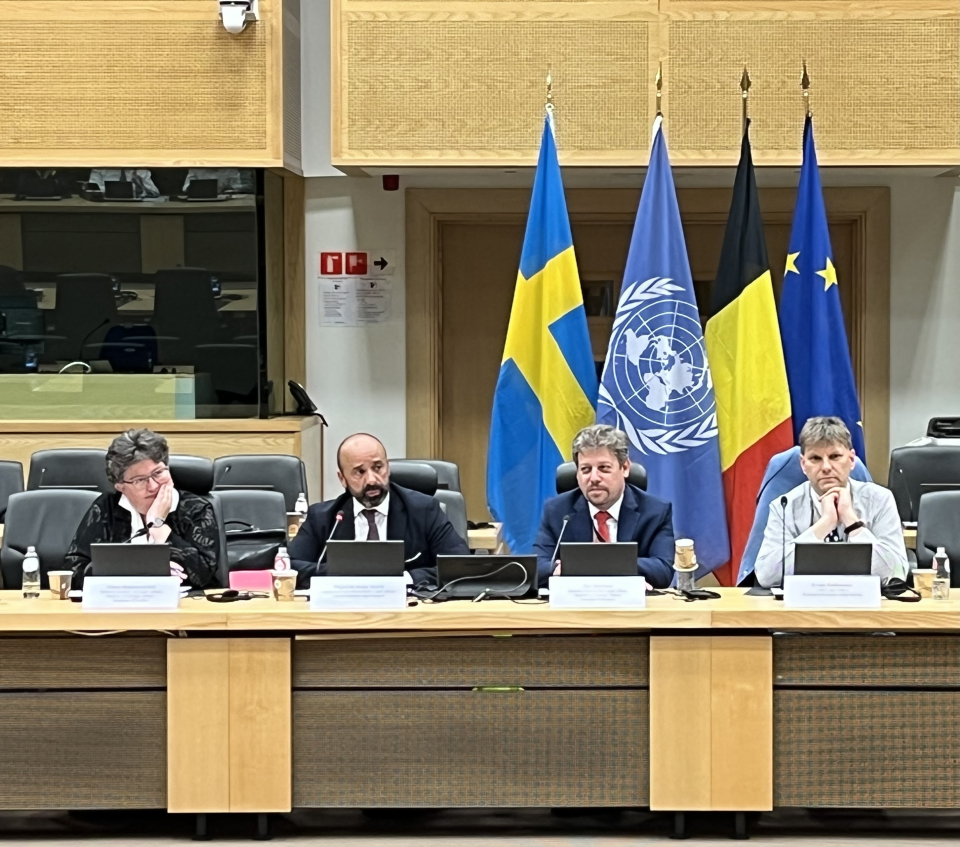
[345,252,368,275]
[319,252,343,275]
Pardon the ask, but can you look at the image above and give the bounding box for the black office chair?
[555,461,647,494]
[49,273,118,362]
[916,491,960,587]
[0,461,24,523]
[927,418,960,439]
[392,459,461,492]
[209,490,287,574]
[27,449,112,494]
[435,489,468,543]
[212,454,309,511]
[0,489,99,589]
[887,446,960,523]
[151,268,222,367]
[169,454,215,496]
[0,265,27,297]
[388,462,438,496]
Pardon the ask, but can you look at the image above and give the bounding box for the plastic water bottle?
[932,547,950,601]
[289,492,309,539]
[22,547,41,599]
[273,546,291,572]
[294,493,308,516]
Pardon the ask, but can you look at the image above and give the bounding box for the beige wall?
[331,0,959,168]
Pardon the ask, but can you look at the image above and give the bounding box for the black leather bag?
[223,521,285,571]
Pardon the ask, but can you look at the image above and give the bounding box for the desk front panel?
[0,636,167,810]
[292,635,649,808]
[773,635,960,808]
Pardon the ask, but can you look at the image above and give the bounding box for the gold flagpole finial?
[801,61,811,117]
[740,65,751,132]
[545,71,554,114]
[656,62,663,117]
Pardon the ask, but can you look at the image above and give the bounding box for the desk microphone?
[550,514,573,571]
[773,495,788,600]
[76,317,110,363]
[125,519,162,543]
[316,511,344,567]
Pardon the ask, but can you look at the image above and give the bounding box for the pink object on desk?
[229,570,275,591]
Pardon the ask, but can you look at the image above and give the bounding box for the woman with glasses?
[66,428,220,588]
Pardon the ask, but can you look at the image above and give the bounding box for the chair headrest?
[388,462,438,495]
[169,454,214,496]
[555,461,647,494]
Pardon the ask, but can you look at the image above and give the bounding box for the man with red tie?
[533,424,675,588]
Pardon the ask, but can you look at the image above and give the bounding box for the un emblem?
[599,277,719,455]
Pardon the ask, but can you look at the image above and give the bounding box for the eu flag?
[487,115,598,553]
[781,116,866,458]
[598,119,730,575]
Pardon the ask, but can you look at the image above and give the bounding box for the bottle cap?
[936,546,946,555]
[26,545,36,553]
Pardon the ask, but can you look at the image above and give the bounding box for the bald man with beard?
[288,433,469,587]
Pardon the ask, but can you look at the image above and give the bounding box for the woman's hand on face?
[148,481,174,523]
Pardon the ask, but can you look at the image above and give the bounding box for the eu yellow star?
[816,257,838,290]
[785,252,800,275]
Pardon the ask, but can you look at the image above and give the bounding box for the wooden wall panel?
[0,0,298,168]
[333,0,959,167]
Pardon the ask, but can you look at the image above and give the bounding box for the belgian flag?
[704,120,793,585]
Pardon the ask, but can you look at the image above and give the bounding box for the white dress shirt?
[587,493,624,543]
[354,492,390,541]
[756,479,908,586]
[119,489,180,543]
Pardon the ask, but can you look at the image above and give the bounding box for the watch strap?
[844,520,864,534]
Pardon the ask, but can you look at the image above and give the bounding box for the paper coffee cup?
[48,571,73,600]
[674,538,697,571]
[911,568,935,599]
[271,570,296,601]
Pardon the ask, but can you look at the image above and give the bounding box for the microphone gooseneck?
[897,466,916,522]
[778,495,789,591]
[316,511,344,568]
[550,514,573,571]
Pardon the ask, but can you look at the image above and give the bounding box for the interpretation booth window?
[0,167,268,420]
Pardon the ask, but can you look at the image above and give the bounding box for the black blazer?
[533,483,675,588]
[288,483,469,588]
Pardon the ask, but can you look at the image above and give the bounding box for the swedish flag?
[487,115,598,553]
[780,116,866,458]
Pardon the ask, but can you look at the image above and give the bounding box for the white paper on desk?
[310,576,407,611]
[548,576,646,609]
[82,576,181,611]
[783,575,881,609]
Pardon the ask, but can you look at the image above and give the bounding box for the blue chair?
[737,446,872,585]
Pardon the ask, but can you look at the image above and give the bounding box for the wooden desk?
[467,522,506,553]
[0,590,956,815]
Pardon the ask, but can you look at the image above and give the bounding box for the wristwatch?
[149,517,166,529]
[844,520,864,534]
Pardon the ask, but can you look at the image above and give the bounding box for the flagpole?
[545,71,554,117]
[656,62,663,117]
[801,61,811,117]
[740,66,751,133]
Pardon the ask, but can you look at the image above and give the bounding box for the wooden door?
[440,202,857,522]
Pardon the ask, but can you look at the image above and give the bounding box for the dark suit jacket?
[288,483,469,588]
[533,484,675,588]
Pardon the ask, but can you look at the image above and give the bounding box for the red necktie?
[361,509,380,541]
[595,511,611,543]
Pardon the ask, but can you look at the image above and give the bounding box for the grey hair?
[572,424,630,467]
[105,428,170,484]
[799,416,853,453]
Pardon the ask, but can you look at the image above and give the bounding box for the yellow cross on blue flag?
[780,116,865,458]
[487,114,598,553]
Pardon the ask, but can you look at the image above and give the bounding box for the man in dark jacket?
[289,433,468,587]
[534,424,675,588]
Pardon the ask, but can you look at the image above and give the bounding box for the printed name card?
[310,576,407,611]
[548,576,647,610]
[82,576,181,611]
[783,574,881,609]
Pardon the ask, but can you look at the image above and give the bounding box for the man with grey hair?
[756,416,907,587]
[533,423,675,588]
[66,429,220,588]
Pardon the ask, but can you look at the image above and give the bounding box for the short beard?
[356,485,387,509]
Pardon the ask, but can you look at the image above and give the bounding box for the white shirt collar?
[119,488,180,539]
[355,491,390,517]
[588,491,624,522]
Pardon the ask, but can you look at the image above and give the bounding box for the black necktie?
[361,509,380,541]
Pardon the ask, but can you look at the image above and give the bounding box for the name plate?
[548,576,647,610]
[310,576,407,611]
[783,574,881,609]
[82,576,181,611]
